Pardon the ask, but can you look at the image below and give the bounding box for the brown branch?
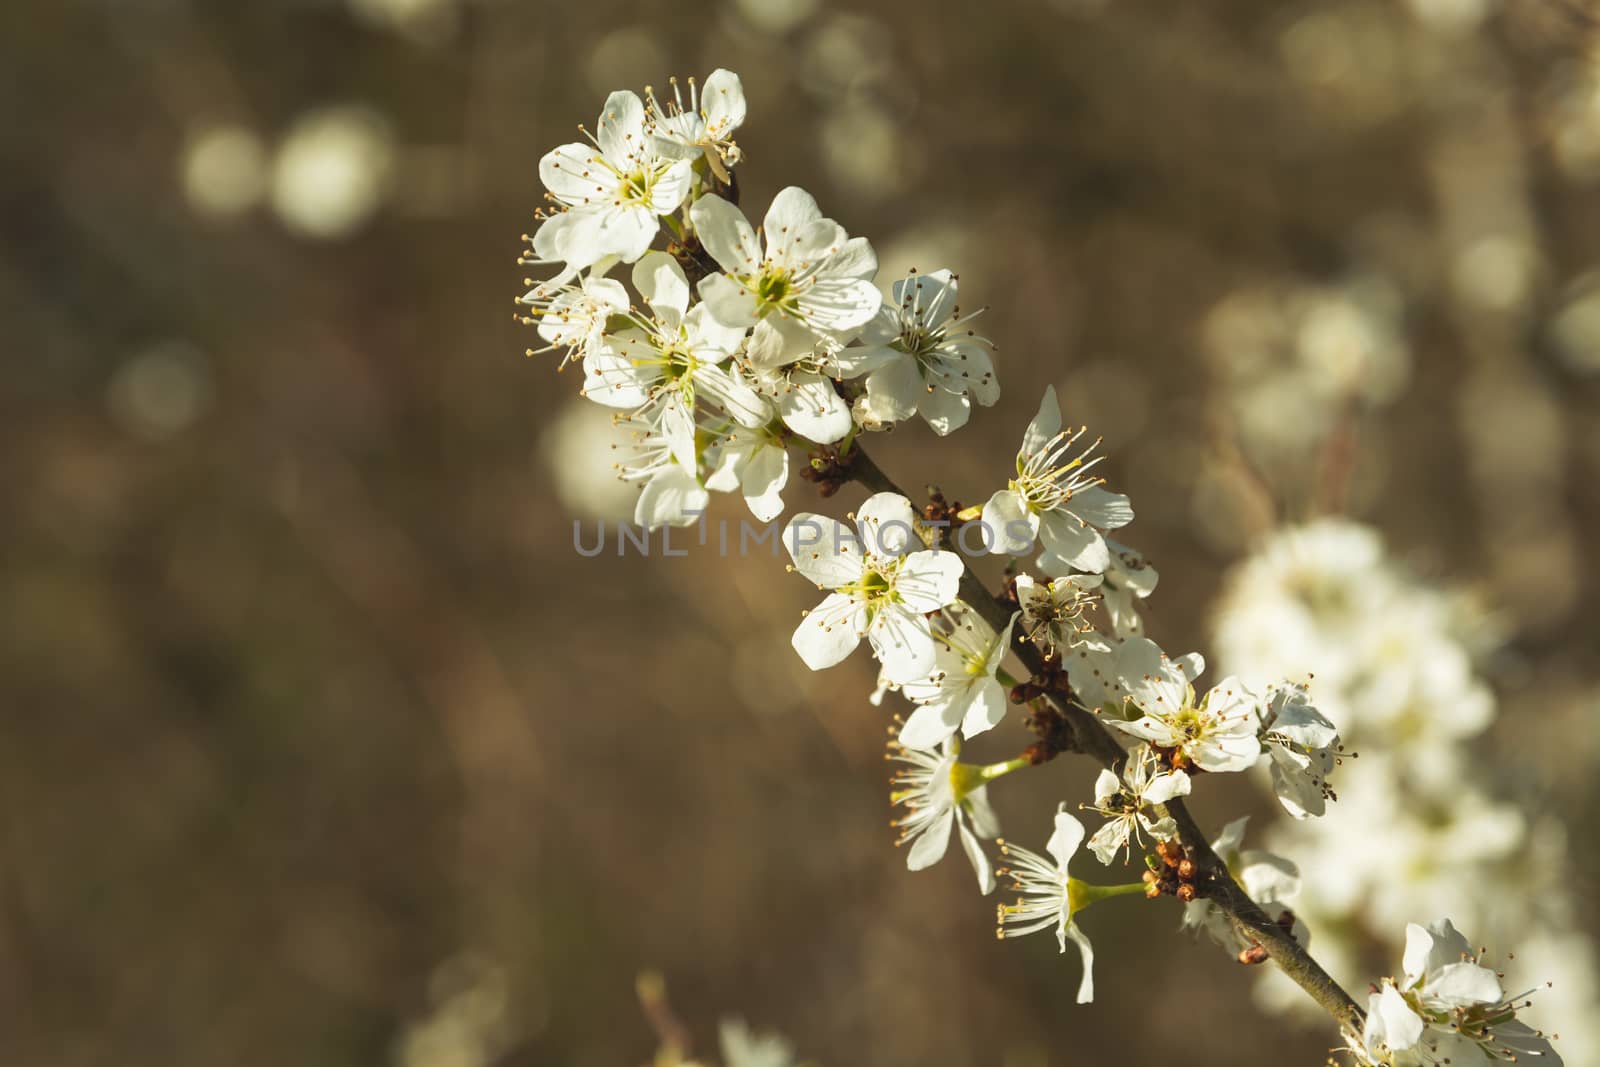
[840,444,1363,1029]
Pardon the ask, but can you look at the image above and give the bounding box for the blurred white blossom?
[271,106,395,239]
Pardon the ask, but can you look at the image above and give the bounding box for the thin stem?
[841,444,1363,1029]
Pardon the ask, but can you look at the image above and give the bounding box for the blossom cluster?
[519,70,997,530]
[1215,520,1592,1052]
[521,71,1564,1064]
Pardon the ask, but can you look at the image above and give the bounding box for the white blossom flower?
[535,90,693,274]
[1084,746,1190,865]
[610,401,707,529]
[645,70,747,181]
[581,253,772,428]
[1106,638,1262,773]
[980,386,1132,572]
[840,270,999,435]
[690,188,881,360]
[1181,816,1306,952]
[518,274,629,367]
[1360,920,1562,1066]
[896,603,1018,750]
[784,493,963,682]
[1014,572,1102,657]
[704,423,789,522]
[1259,681,1342,820]
[888,737,1000,894]
[995,808,1098,1003]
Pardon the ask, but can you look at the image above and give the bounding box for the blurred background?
[4,0,1600,1064]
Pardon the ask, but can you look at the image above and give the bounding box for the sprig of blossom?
[517,72,1580,1063]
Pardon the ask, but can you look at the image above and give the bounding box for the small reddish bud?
[1237,944,1270,966]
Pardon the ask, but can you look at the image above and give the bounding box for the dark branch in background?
[840,445,1364,1028]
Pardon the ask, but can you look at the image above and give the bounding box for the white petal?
[1038,511,1110,573]
[831,339,901,379]
[979,489,1039,555]
[1092,767,1120,805]
[761,186,823,243]
[918,383,973,436]
[1088,819,1128,866]
[964,785,1001,839]
[697,272,760,328]
[1143,769,1191,804]
[905,807,954,870]
[1376,985,1424,1050]
[824,235,878,280]
[1174,652,1206,684]
[870,608,937,683]
[1108,715,1181,747]
[701,69,747,135]
[1190,732,1261,774]
[683,303,748,359]
[632,251,690,325]
[1046,809,1086,869]
[777,370,853,443]
[898,701,963,750]
[1022,384,1064,457]
[784,513,863,587]
[1069,485,1134,530]
[795,277,883,333]
[1211,816,1251,861]
[860,355,922,422]
[855,492,921,553]
[696,363,772,428]
[745,317,813,368]
[738,443,788,522]
[1065,921,1096,1004]
[1426,963,1503,1007]
[634,467,707,530]
[791,591,865,671]
[897,550,964,612]
[1114,637,1189,716]
[596,90,646,165]
[539,142,610,205]
[1402,922,1437,986]
[896,269,958,326]
[649,160,693,215]
[959,679,1008,740]
[689,194,761,275]
[958,820,996,895]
